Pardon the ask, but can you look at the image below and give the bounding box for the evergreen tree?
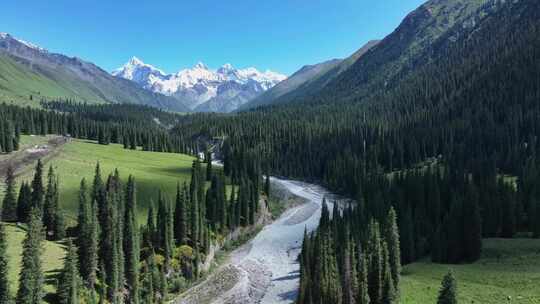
[381,242,396,304]
[384,207,401,295]
[124,176,140,304]
[16,209,45,304]
[43,165,59,239]
[190,188,200,249]
[437,271,458,304]
[367,220,383,304]
[77,179,99,289]
[17,182,32,223]
[357,245,370,304]
[57,240,80,304]
[30,160,44,216]
[1,165,17,222]
[0,223,11,304]
[174,183,187,245]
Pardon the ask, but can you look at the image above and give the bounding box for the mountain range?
[112,57,286,112]
[0,33,189,112]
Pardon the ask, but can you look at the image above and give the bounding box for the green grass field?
[13,137,197,223]
[3,223,66,297]
[401,238,540,304]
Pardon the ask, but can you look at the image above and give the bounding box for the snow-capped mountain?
[113,57,286,112]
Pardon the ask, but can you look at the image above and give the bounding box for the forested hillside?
[173,0,540,264]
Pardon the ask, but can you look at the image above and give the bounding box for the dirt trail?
[0,136,69,179]
[176,177,347,304]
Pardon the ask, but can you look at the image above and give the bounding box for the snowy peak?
[0,32,47,52]
[112,58,287,112]
[112,57,167,90]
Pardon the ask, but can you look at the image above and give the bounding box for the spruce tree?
[437,271,458,304]
[57,240,80,304]
[384,207,401,295]
[30,160,44,216]
[17,182,32,223]
[357,244,370,304]
[190,188,200,249]
[78,179,99,289]
[16,209,45,304]
[381,242,396,304]
[43,165,58,239]
[0,223,11,304]
[174,183,187,245]
[367,220,383,304]
[124,176,140,304]
[1,165,17,222]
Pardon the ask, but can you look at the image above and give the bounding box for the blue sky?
[1,0,425,75]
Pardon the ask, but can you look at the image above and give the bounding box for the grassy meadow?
[401,238,540,304]
[13,136,197,223]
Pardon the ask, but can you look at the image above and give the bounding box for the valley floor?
[178,178,540,304]
[177,178,345,304]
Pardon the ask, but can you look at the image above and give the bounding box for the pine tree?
[30,160,44,216]
[384,207,401,296]
[0,223,11,304]
[43,165,59,239]
[190,188,200,249]
[1,165,17,222]
[357,244,370,304]
[57,240,80,304]
[17,182,32,223]
[174,183,187,245]
[124,176,140,304]
[297,228,312,304]
[381,242,396,304]
[367,220,383,304]
[77,179,99,289]
[437,271,458,304]
[16,209,45,304]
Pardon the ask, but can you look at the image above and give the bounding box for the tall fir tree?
[57,240,80,304]
[0,223,11,304]
[1,165,17,222]
[43,165,59,239]
[357,244,370,304]
[124,176,140,304]
[174,183,188,245]
[30,160,44,216]
[17,182,32,223]
[384,207,401,296]
[77,179,99,289]
[16,209,45,304]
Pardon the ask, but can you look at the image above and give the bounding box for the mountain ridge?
[0,33,189,111]
[113,57,287,112]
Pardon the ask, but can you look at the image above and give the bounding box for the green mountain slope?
[0,33,189,112]
[311,0,499,104]
[242,40,380,110]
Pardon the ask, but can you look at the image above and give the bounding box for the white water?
[227,177,335,304]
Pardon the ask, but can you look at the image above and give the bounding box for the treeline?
[0,153,264,303]
[0,101,192,154]
[0,113,20,153]
[172,0,540,265]
[297,201,401,304]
